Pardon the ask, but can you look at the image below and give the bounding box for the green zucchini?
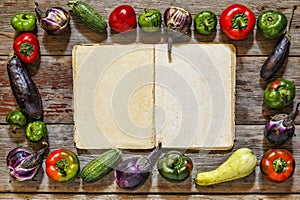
[80,149,122,183]
[68,0,107,33]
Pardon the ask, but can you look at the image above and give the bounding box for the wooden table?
[1,0,300,199]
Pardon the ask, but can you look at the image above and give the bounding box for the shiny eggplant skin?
[260,35,290,81]
[7,53,43,120]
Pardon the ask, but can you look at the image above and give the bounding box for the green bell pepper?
[194,11,217,35]
[138,9,162,33]
[264,78,296,109]
[257,10,287,39]
[157,151,193,182]
[25,121,47,142]
[6,110,27,130]
[11,12,36,33]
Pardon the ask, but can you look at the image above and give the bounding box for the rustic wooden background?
[1,0,300,199]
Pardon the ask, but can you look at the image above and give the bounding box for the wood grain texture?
[0,0,300,56]
[1,124,300,194]
[1,0,300,198]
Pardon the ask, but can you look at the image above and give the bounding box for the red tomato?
[220,4,256,40]
[260,149,295,182]
[109,5,137,33]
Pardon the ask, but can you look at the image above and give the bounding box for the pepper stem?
[273,157,287,173]
[232,13,248,30]
[20,42,34,57]
[56,159,69,176]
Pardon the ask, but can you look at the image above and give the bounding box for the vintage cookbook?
[72,43,236,150]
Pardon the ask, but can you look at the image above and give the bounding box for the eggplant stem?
[146,142,162,160]
[285,6,297,37]
[167,36,173,63]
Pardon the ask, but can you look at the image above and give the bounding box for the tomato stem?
[20,42,34,57]
[56,159,69,176]
[232,13,248,30]
[273,158,287,173]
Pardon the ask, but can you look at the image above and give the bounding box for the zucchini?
[194,148,257,186]
[80,149,122,183]
[68,1,107,33]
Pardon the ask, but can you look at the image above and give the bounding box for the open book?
[72,43,236,150]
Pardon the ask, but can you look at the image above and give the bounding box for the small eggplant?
[7,141,48,181]
[260,6,296,81]
[7,52,43,120]
[164,7,192,62]
[35,2,70,35]
[114,143,161,190]
[264,102,300,145]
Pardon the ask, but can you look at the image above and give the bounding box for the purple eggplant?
[7,52,43,120]
[264,102,300,145]
[114,143,161,190]
[163,7,192,62]
[7,141,48,181]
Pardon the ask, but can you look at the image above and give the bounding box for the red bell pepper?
[13,33,40,63]
[45,149,80,182]
[220,4,256,40]
[109,5,137,33]
[260,149,295,182]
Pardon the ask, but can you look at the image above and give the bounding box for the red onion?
[7,141,48,181]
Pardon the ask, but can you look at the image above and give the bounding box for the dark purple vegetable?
[7,52,43,120]
[163,7,192,62]
[7,141,48,181]
[35,2,70,35]
[260,6,296,81]
[114,143,161,190]
[264,102,300,145]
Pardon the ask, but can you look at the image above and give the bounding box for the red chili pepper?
[45,149,80,182]
[13,33,40,63]
[220,4,256,40]
[260,149,295,182]
[109,5,137,33]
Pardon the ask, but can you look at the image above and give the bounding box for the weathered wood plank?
[1,194,300,200]
[1,56,300,125]
[0,0,299,56]
[0,124,299,194]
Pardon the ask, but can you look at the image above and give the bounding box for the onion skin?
[6,142,48,181]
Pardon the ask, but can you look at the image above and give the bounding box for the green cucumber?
[80,149,122,183]
[68,0,107,33]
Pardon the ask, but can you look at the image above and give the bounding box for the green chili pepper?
[138,8,162,33]
[264,78,296,109]
[257,10,287,39]
[157,151,193,183]
[11,12,36,33]
[6,110,27,130]
[194,11,217,35]
[25,121,47,142]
